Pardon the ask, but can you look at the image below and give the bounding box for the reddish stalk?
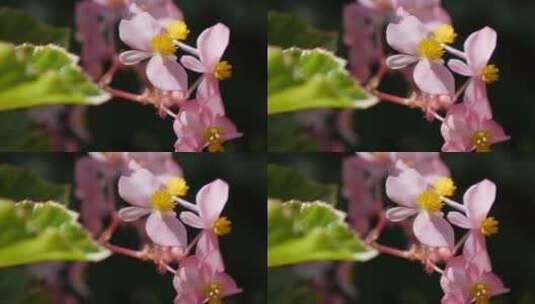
[372,243,411,259]
[105,86,145,103]
[105,243,147,260]
[373,90,411,106]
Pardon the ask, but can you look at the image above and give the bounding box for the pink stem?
[373,90,411,106]
[372,243,411,259]
[106,243,146,260]
[105,86,145,103]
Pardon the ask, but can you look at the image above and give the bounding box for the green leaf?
[0,164,70,206]
[0,111,51,150]
[268,164,337,205]
[268,11,338,52]
[0,200,110,267]
[0,7,70,48]
[268,47,378,114]
[0,43,110,111]
[268,200,377,267]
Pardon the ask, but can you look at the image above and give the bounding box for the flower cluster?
[342,0,509,151]
[340,153,508,303]
[73,153,241,303]
[74,0,241,151]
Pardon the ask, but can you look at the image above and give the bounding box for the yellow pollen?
[214,61,232,80]
[417,38,444,60]
[471,129,492,152]
[165,20,190,41]
[213,217,232,236]
[204,126,225,152]
[416,190,443,212]
[480,216,499,236]
[149,34,176,55]
[204,281,224,304]
[149,190,175,211]
[481,64,499,84]
[165,177,189,197]
[432,177,456,197]
[470,282,491,304]
[432,24,457,44]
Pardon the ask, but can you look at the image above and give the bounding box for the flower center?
[204,126,224,152]
[431,24,457,44]
[165,20,190,41]
[471,129,492,152]
[480,216,499,236]
[470,282,491,304]
[149,190,175,211]
[214,61,232,80]
[416,190,443,212]
[149,34,176,55]
[213,217,232,236]
[481,64,499,84]
[165,177,189,197]
[417,38,444,60]
[432,177,456,197]
[204,281,224,304]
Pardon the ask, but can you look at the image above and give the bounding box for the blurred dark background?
[0,0,266,151]
[0,153,266,304]
[268,0,534,152]
[269,152,535,303]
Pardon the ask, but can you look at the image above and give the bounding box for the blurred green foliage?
[268,0,535,152]
[0,153,266,304]
[0,0,266,151]
[269,152,535,303]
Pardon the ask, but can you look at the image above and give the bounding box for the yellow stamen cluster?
[432,177,457,197]
[214,61,232,80]
[470,282,491,304]
[213,217,232,236]
[204,281,224,304]
[150,34,176,55]
[480,216,499,236]
[204,126,225,152]
[416,190,444,212]
[481,64,499,84]
[149,190,175,211]
[417,38,444,60]
[432,24,458,44]
[165,177,189,197]
[166,20,190,41]
[471,129,492,152]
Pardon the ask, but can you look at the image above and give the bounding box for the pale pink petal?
[385,206,419,222]
[214,272,242,297]
[480,119,510,145]
[196,179,229,222]
[385,167,428,208]
[463,233,491,272]
[482,272,509,296]
[196,232,225,272]
[179,211,206,229]
[146,212,187,247]
[119,12,162,51]
[440,103,473,151]
[147,56,188,91]
[463,179,496,223]
[197,80,225,116]
[414,60,455,95]
[386,14,428,55]
[214,116,242,141]
[413,211,455,248]
[386,54,419,69]
[119,50,152,65]
[118,168,160,207]
[464,27,497,72]
[447,211,473,229]
[180,55,207,73]
[197,23,230,69]
[447,59,473,77]
[118,206,151,222]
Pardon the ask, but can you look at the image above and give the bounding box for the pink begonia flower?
[180,179,231,272]
[173,100,241,152]
[440,103,509,152]
[390,152,450,183]
[118,11,188,91]
[447,180,498,272]
[173,253,241,304]
[385,9,455,95]
[440,252,508,304]
[448,27,498,119]
[385,162,455,248]
[75,1,113,78]
[393,0,451,27]
[125,152,183,183]
[128,0,184,26]
[117,167,187,247]
[181,23,232,116]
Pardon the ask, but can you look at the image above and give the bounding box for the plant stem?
[442,44,466,60]
[372,243,411,259]
[441,196,466,212]
[105,243,146,260]
[105,86,145,103]
[174,197,199,212]
[373,90,411,106]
